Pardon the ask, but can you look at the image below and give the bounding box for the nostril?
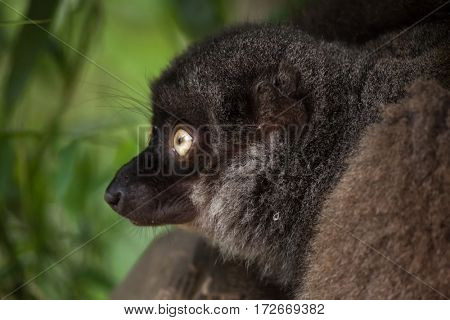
[104,190,122,208]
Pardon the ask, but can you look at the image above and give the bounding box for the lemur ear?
[252,79,310,134]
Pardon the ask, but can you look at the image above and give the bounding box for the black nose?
[104,189,123,209]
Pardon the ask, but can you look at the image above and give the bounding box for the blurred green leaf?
[169,0,228,40]
[0,5,7,51]
[2,0,59,113]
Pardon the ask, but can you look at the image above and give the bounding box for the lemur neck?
[261,39,376,288]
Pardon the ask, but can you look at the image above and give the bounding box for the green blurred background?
[0,0,300,299]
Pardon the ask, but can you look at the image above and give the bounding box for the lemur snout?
[104,184,124,210]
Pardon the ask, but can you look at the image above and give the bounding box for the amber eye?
[173,128,193,157]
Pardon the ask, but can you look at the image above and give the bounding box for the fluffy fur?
[301,80,450,299]
[185,22,449,292]
[107,0,450,298]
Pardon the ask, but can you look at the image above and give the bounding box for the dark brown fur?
[301,80,450,299]
[295,0,449,44]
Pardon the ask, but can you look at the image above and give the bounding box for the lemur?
[105,0,450,298]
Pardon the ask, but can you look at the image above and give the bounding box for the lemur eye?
[173,128,193,157]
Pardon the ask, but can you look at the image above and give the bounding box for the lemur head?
[105,25,313,283]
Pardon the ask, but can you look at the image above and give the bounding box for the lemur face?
[105,26,309,230]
